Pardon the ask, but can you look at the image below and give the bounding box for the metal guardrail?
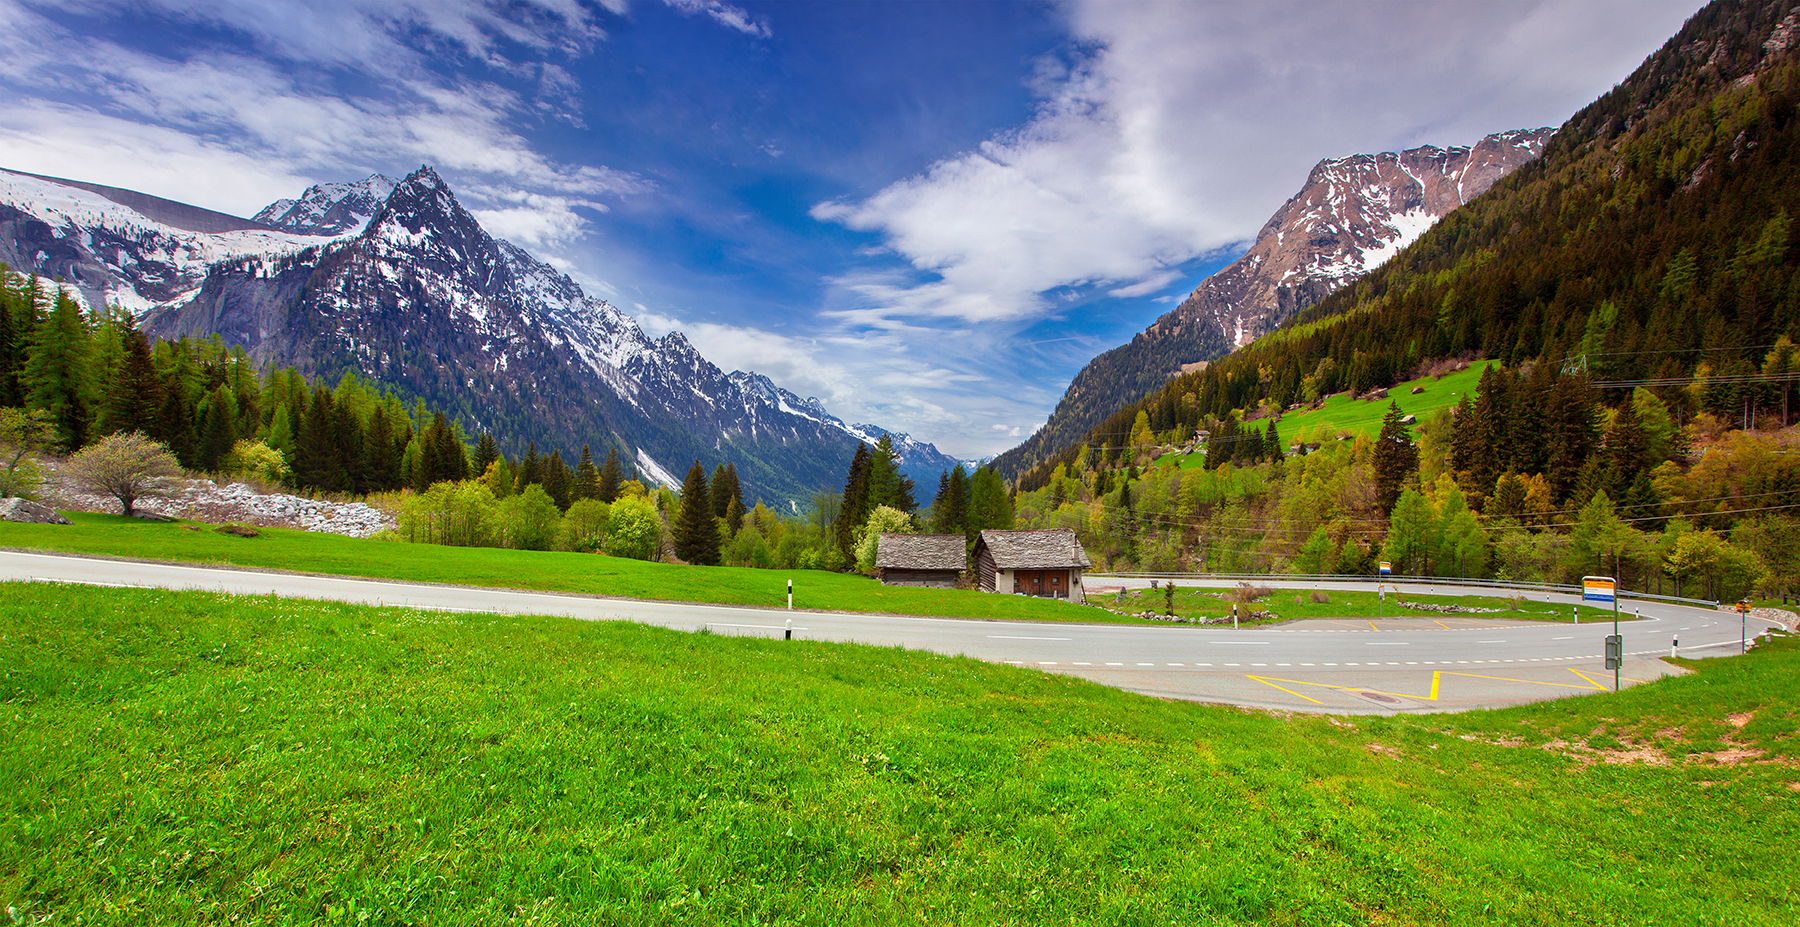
[1086,571,1719,608]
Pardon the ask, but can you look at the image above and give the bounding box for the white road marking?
[1553,636,1573,640]
[988,635,1072,641]
[1367,642,1410,646]
[710,622,809,631]
[1478,640,1506,643]
[1209,641,1268,645]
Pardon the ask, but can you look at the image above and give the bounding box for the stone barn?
[974,528,1092,603]
[875,533,967,588]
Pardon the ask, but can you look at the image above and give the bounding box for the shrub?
[1311,590,1330,604]
[66,431,181,517]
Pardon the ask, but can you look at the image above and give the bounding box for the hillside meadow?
[0,513,1595,625]
[2,581,1796,925]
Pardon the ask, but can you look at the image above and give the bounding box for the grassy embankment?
[1105,585,1619,624]
[1157,361,1498,471]
[0,513,1599,625]
[2,581,1794,924]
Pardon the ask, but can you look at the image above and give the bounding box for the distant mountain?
[0,166,960,504]
[992,128,1553,479]
[254,174,397,235]
[1008,0,1800,494]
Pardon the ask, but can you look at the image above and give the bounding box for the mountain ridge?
[991,128,1553,479]
[0,164,960,503]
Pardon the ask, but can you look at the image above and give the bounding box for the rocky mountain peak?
[253,173,397,236]
[992,127,1555,480]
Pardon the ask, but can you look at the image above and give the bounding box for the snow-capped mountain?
[992,128,1555,479]
[1175,128,1556,352]
[253,174,397,235]
[0,167,323,314]
[0,165,960,503]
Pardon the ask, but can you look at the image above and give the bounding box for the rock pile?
[37,470,395,539]
[1397,601,1503,614]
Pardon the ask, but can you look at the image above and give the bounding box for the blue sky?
[0,0,1705,457]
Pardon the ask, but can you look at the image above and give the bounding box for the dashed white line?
[989,635,1073,641]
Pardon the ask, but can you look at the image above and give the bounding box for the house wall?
[879,568,959,589]
[976,546,998,592]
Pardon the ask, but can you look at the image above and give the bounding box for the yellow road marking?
[1569,668,1648,687]
[1247,668,1617,704]
[1434,619,1452,630]
[1368,620,1378,631]
[1247,677,1326,704]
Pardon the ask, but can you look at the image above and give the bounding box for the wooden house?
[875,533,967,588]
[973,528,1092,602]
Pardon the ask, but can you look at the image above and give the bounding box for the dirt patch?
[1365,743,1405,759]
[1654,726,1686,741]
[1727,711,1755,729]
[1787,781,1800,792]
[1595,745,1671,766]
[1692,747,1768,765]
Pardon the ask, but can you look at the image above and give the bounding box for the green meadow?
[0,512,1126,623]
[0,513,1609,626]
[2,582,1795,924]
[1104,585,1621,624]
[1158,361,1497,471]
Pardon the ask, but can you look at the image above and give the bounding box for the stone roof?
[976,528,1092,570]
[875,533,967,571]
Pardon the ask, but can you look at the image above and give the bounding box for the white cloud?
[661,0,771,39]
[0,0,644,246]
[814,0,1705,330]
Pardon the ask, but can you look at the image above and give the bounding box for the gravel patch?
[34,464,395,538]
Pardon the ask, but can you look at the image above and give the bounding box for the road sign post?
[1605,634,1622,691]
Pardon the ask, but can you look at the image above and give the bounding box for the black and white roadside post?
[1672,635,1679,659]
[784,618,792,640]
[1231,602,1238,629]
[787,578,793,610]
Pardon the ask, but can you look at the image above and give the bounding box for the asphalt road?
[1,549,1782,715]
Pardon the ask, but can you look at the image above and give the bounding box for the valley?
[3,0,1800,923]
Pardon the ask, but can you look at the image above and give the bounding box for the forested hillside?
[1004,0,1800,602]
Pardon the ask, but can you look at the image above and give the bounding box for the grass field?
[0,513,1613,627]
[3,581,1795,924]
[1158,361,1498,471]
[0,512,1133,623]
[1103,585,1621,624]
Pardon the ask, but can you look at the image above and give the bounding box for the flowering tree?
[66,431,181,517]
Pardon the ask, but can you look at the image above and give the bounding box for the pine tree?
[674,460,720,565]
[1371,402,1419,514]
[101,324,160,438]
[967,466,1014,536]
[543,450,572,510]
[836,443,873,562]
[725,493,746,536]
[24,290,92,451]
[153,372,197,469]
[364,405,399,490]
[333,397,367,493]
[710,463,731,518]
[196,385,237,472]
[426,413,466,483]
[574,444,599,500]
[472,433,500,475]
[515,441,542,492]
[597,446,623,502]
[296,385,343,491]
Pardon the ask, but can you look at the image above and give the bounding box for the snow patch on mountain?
[254,174,398,236]
[635,448,680,489]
